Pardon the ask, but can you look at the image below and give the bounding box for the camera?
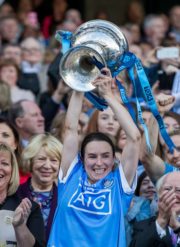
[156,47,179,60]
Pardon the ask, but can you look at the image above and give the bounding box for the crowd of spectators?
[0,0,179,246]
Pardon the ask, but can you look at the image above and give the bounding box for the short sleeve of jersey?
[57,155,83,200]
[118,164,137,215]
[119,164,137,194]
[59,155,80,184]
[164,162,174,174]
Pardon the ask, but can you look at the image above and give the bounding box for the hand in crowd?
[169,208,180,230]
[12,198,32,227]
[155,93,175,114]
[157,188,177,229]
[162,58,180,74]
[169,187,180,230]
[163,64,179,75]
[52,78,72,103]
[56,79,71,96]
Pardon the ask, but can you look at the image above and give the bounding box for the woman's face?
[32,147,60,188]
[97,107,120,137]
[164,135,180,168]
[0,123,17,150]
[84,140,114,184]
[142,111,151,125]
[0,150,12,194]
[139,176,156,201]
[163,116,179,134]
[0,65,18,87]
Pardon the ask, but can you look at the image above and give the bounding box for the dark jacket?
[18,72,40,97]
[129,217,178,247]
[17,178,57,243]
[40,96,60,131]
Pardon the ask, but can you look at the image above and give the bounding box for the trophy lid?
[71,20,128,71]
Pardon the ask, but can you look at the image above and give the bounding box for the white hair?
[156,174,168,194]
[20,37,44,54]
[143,14,162,31]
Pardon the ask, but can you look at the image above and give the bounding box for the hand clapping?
[12,198,32,228]
[157,188,177,229]
[169,208,180,230]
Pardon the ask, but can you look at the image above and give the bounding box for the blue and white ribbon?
[55,30,72,54]
[117,52,175,153]
[56,31,175,153]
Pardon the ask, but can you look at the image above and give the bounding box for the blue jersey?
[48,155,136,247]
[164,162,180,174]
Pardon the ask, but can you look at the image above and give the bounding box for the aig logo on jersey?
[68,185,112,215]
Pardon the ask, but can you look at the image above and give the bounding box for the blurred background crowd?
[0,0,179,115]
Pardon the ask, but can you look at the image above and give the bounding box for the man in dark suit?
[130,171,180,247]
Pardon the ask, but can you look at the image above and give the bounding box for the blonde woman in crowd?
[0,143,45,246]
[17,133,62,244]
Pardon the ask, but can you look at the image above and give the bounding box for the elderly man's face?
[21,40,43,64]
[17,101,45,139]
[161,172,180,211]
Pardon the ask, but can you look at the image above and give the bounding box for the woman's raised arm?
[92,68,141,186]
[61,91,84,177]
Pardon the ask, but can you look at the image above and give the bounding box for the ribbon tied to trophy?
[55,20,176,153]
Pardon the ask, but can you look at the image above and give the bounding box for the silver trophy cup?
[58,19,128,92]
